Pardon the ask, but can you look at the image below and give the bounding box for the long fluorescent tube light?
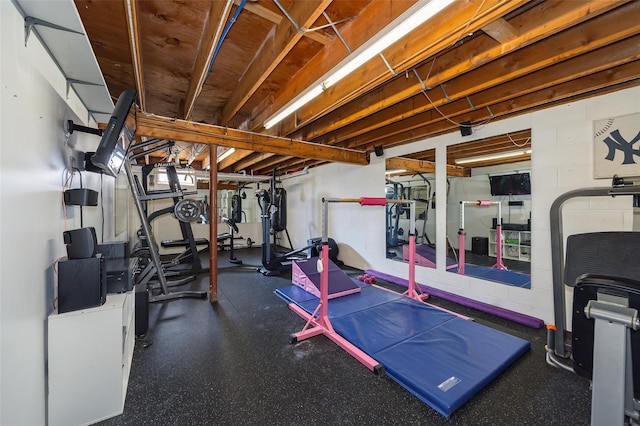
[385,169,407,176]
[217,147,236,163]
[264,85,324,129]
[264,0,454,129]
[455,149,532,165]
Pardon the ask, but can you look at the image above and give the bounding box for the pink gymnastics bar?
[288,243,384,374]
[288,196,427,374]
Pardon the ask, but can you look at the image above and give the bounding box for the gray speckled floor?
[98,248,591,426]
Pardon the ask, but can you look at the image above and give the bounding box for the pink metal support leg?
[288,243,384,375]
[458,229,466,274]
[493,224,508,270]
[402,234,429,301]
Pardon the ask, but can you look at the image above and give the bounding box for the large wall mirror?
[385,149,437,266]
[446,130,532,288]
[385,130,532,289]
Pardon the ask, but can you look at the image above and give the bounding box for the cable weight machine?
[256,167,317,275]
[125,138,207,302]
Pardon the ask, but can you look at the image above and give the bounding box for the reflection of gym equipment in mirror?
[385,179,408,258]
[458,200,507,274]
[386,177,434,250]
[546,176,640,426]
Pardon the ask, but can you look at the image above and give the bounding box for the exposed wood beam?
[349,60,640,150]
[319,3,640,147]
[287,0,524,133]
[481,18,519,43]
[131,113,368,166]
[236,0,333,45]
[181,0,233,120]
[249,0,419,131]
[385,157,469,177]
[221,0,332,125]
[345,33,640,150]
[218,148,253,170]
[293,0,624,143]
[123,0,145,110]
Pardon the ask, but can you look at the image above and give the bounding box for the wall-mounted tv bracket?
[65,120,103,137]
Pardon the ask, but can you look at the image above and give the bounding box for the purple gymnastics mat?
[275,284,530,417]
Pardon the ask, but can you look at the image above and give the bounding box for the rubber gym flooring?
[97,247,591,425]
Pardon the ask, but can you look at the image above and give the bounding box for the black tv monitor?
[91,89,137,177]
[489,172,531,196]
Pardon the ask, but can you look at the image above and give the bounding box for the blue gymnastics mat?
[275,284,530,417]
[456,264,531,289]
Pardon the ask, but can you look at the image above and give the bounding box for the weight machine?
[546,176,640,425]
[126,138,207,302]
[135,162,209,275]
[256,167,314,275]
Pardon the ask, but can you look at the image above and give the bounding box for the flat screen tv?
[489,172,531,196]
[91,89,137,177]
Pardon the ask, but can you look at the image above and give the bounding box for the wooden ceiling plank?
[221,0,332,125]
[349,60,640,151]
[288,0,525,133]
[481,18,519,44]
[386,157,469,177]
[321,6,640,147]
[181,0,234,120]
[218,148,253,170]
[237,0,282,24]
[232,151,277,173]
[237,0,333,45]
[293,0,625,143]
[132,113,368,166]
[248,0,420,131]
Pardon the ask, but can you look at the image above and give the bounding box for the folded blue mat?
[276,284,530,417]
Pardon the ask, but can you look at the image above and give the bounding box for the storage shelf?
[489,229,531,262]
[48,291,135,426]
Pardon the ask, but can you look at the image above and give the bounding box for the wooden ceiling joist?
[132,113,368,166]
[287,0,526,133]
[221,0,332,125]
[181,0,234,120]
[250,0,419,131]
[385,157,469,177]
[294,0,626,144]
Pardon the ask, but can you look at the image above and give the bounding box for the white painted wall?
[1,3,117,423]
[284,86,640,325]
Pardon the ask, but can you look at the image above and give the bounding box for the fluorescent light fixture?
[264,85,324,129]
[263,0,454,129]
[217,147,236,163]
[455,149,532,165]
[385,169,407,175]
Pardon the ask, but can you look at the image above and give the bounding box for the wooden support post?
[209,146,218,302]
